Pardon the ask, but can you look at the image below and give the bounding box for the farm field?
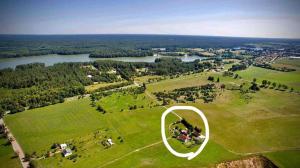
[264,150,300,168]
[4,92,240,168]
[3,59,300,168]
[4,98,107,154]
[85,81,124,93]
[236,66,300,90]
[272,58,300,70]
[0,138,21,168]
[146,72,210,92]
[146,63,300,153]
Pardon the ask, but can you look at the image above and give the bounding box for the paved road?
[0,119,29,168]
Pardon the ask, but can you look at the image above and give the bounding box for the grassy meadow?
[0,138,21,168]
[237,66,300,90]
[264,150,300,168]
[3,59,300,167]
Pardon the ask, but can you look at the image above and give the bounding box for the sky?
[0,0,299,38]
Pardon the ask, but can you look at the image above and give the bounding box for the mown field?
[4,92,241,168]
[236,66,300,90]
[264,150,300,168]
[0,137,21,168]
[3,59,300,168]
[272,58,300,70]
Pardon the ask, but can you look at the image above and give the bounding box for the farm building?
[107,138,114,146]
[177,134,191,143]
[60,144,67,150]
[62,148,72,157]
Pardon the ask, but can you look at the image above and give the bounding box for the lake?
[0,54,203,69]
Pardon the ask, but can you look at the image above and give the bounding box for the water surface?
[0,54,203,69]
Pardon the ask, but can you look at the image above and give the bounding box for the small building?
[62,148,72,157]
[107,138,114,146]
[60,144,67,150]
[152,48,166,51]
[177,134,191,143]
[180,129,188,135]
[194,134,206,141]
[87,75,93,78]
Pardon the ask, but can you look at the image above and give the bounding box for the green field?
[237,66,300,90]
[4,91,241,168]
[0,138,21,168]
[3,59,300,167]
[264,150,300,168]
[273,58,300,70]
[4,98,107,154]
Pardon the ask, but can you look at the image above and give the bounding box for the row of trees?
[261,80,293,91]
[154,84,216,104]
[254,63,296,72]
[0,58,210,114]
[229,63,248,71]
[159,52,185,56]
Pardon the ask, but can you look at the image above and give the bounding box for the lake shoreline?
[0,54,204,69]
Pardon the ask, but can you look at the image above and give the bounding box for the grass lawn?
[4,91,240,168]
[146,69,300,154]
[237,66,300,90]
[264,150,300,168]
[147,72,210,92]
[85,81,124,93]
[3,64,300,167]
[4,98,107,154]
[0,138,21,168]
[98,92,157,113]
[134,75,163,83]
[104,140,240,168]
[272,58,300,70]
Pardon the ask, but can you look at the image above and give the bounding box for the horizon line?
[0,33,299,40]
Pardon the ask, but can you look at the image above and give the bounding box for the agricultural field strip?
[64,81,139,103]
[145,91,182,119]
[0,119,28,168]
[98,91,180,167]
[5,66,300,167]
[214,139,300,156]
[146,74,300,156]
[99,138,171,168]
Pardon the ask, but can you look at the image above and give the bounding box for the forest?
[1,34,299,58]
[0,58,211,115]
[90,49,153,58]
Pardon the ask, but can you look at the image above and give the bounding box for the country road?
[0,119,29,168]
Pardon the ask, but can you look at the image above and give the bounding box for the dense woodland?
[1,35,299,58]
[0,58,211,115]
[90,49,153,58]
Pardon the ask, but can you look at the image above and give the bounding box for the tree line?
[90,49,153,58]
[154,84,216,104]
[0,58,210,115]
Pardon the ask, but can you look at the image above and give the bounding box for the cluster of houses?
[171,120,205,145]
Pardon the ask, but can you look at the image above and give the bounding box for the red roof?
[177,134,190,141]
